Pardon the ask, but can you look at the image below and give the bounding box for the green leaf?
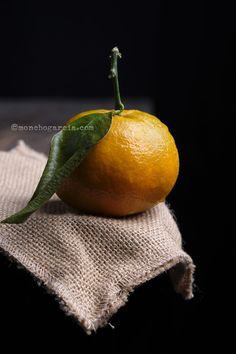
[1,112,113,224]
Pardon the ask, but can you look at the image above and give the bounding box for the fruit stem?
[109,47,124,114]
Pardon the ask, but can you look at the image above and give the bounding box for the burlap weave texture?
[0,141,195,333]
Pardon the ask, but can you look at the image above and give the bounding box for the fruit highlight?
[1,47,179,223]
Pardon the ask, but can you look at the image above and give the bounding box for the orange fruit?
[56,109,179,217]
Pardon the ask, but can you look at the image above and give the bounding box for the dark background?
[0,1,234,352]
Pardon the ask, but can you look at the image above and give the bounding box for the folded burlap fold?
[0,141,195,333]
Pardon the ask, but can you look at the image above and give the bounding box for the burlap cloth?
[0,140,195,333]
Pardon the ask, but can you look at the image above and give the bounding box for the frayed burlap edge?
[0,245,194,334]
